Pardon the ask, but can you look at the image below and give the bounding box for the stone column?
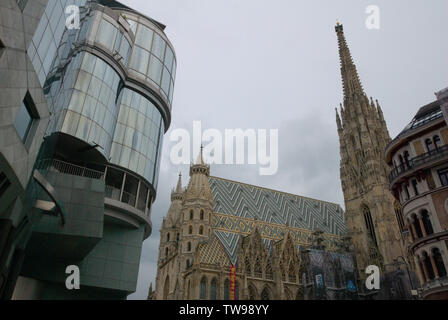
[409,222,418,240]
[429,254,440,279]
[421,257,430,282]
[418,215,427,237]
[414,255,425,285]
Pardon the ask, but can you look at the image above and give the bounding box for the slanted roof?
[208,176,346,265]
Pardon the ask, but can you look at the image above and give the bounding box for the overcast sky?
[121,0,448,299]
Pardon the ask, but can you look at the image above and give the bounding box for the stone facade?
[334,23,406,282]
[385,93,448,300]
[0,0,51,299]
[152,149,350,300]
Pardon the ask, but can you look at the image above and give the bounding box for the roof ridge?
[209,175,342,207]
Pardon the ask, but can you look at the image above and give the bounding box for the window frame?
[14,92,39,149]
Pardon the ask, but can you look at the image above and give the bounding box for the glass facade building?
[0,0,176,299]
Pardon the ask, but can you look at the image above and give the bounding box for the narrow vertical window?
[14,92,39,146]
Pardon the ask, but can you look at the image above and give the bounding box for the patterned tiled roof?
[209,176,346,265]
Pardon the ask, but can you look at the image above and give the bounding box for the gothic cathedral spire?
[334,23,405,285]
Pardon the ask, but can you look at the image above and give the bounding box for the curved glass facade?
[40,4,172,190]
[127,19,176,107]
[111,88,164,186]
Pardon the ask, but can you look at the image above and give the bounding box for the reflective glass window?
[152,33,166,61]
[135,24,154,51]
[148,55,163,85]
[130,46,150,75]
[96,19,117,51]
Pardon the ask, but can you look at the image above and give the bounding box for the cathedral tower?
[334,23,404,279]
[179,147,215,271]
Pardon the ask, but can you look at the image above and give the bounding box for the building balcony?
[388,144,448,187]
[421,276,448,299]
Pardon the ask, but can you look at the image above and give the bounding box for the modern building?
[152,150,349,300]
[1,0,176,299]
[334,23,408,290]
[385,93,448,300]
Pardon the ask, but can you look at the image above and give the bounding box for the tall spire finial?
[335,23,365,100]
[195,144,205,165]
[175,172,182,193]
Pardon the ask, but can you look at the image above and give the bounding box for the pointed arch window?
[260,287,271,300]
[245,256,251,274]
[265,262,273,280]
[187,242,192,252]
[210,278,218,300]
[188,225,193,234]
[200,210,204,220]
[248,284,256,300]
[166,233,170,242]
[363,206,377,247]
[289,262,297,283]
[199,225,204,235]
[163,276,170,300]
[189,210,194,220]
[254,257,262,278]
[224,279,230,300]
[200,277,207,300]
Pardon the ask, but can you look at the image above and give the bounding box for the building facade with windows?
[1,0,176,299]
[385,95,448,300]
[151,150,350,300]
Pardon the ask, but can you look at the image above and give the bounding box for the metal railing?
[37,158,104,180]
[389,145,448,184]
[423,275,448,291]
[105,185,137,208]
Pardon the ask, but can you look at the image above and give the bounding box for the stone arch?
[265,261,273,280]
[284,287,292,300]
[224,278,230,300]
[422,250,435,280]
[260,286,272,300]
[210,277,218,300]
[248,283,257,300]
[163,276,170,300]
[200,276,207,299]
[362,204,377,246]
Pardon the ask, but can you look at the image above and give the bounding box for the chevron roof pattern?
[208,176,346,265]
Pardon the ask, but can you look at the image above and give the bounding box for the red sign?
[230,265,236,300]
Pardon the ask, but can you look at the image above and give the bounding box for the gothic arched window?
[210,278,218,300]
[261,287,271,300]
[165,247,168,257]
[190,210,194,220]
[265,262,273,280]
[254,257,262,278]
[199,225,204,235]
[163,276,170,300]
[200,277,207,300]
[224,279,230,300]
[188,225,193,234]
[245,256,251,274]
[248,284,256,300]
[166,233,170,242]
[187,242,191,252]
[200,210,204,220]
[289,262,297,283]
[363,206,377,247]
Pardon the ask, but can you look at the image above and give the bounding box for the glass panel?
[14,102,32,142]
[96,19,117,51]
[152,33,166,61]
[130,46,150,75]
[148,55,163,85]
[164,46,174,73]
[135,24,154,51]
[161,66,171,95]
